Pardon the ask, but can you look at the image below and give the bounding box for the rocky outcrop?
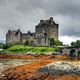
[36,61,80,76]
[1,60,80,80]
[2,60,53,80]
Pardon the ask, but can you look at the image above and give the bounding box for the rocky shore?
[0,53,80,80]
[0,59,36,79]
[0,53,68,60]
[37,61,80,75]
[1,61,80,80]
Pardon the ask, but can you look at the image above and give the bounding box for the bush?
[3,44,10,49]
[50,38,63,46]
[55,47,60,52]
[71,40,80,47]
[0,43,4,49]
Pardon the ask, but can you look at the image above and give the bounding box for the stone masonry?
[6,17,59,46]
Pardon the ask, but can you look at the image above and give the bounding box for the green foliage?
[50,38,55,46]
[71,40,80,47]
[32,47,55,53]
[8,45,32,52]
[55,47,60,52]
[0,43,4,48]
[0,45,56,54]
[76,40,80,46]
[50,38,63,46]
[3,44,10,49]
[54,40,63,46]
[71,42,76,46]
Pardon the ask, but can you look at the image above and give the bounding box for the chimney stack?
[50,17,53,21]
[40,20,44,24]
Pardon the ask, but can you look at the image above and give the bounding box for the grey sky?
[0,0,80,44]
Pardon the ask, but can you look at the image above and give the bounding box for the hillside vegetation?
[0,45,58,54]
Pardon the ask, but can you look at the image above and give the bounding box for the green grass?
[0,45,57,54]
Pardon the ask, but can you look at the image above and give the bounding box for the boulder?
[36,61,80,76]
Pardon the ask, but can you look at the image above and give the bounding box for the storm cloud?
[0,0,80,44]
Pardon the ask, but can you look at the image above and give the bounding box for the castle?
[6,17,59,46]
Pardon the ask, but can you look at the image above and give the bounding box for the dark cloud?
[15,0,80,17]
[0,0,80,42]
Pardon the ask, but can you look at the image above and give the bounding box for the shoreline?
[0,53,80,80]
[1,60,80,80]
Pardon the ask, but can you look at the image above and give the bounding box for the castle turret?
[35,17,59,46]
[6,29,22,44]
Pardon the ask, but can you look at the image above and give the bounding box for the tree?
[55,40,63,46]
[50,38,55,46]
[71,42,76,46]
[50,38,63,46]
[76,40,80,46]
[71,40,80,47]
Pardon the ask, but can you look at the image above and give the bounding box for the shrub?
[0,43,4,49]
[55,47,60,52]
[3,44,10,49]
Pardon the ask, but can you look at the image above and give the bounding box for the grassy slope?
[0,45,56,54]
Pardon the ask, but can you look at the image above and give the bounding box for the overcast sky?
[0,0,80,45]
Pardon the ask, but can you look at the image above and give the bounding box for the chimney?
[50,17,53,24]
[8,30,11,34]
[50,17,53,21]
[18,29,20,31]
[40,20,44,24]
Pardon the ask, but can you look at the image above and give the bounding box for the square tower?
[35,17,59,46]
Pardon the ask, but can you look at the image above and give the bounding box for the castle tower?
[35,17,59,46]
[6,17,59,46]
[6,29,22,44]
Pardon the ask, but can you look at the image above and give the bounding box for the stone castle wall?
[6,29,22,44]
[6,17,59,46]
